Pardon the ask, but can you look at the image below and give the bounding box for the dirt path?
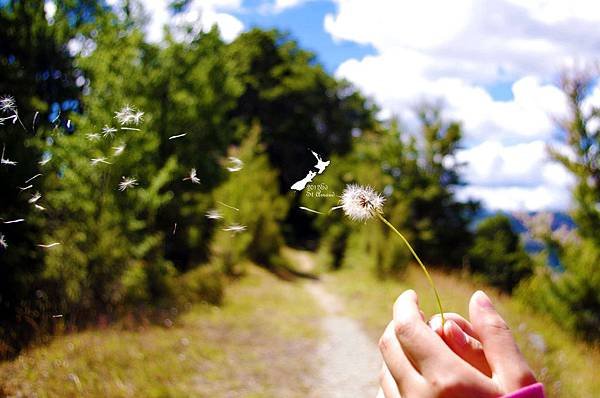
[304,281,381,397]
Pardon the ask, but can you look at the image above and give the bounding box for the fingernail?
[475,290,494,310]
[446,320,468,346]
[429,316,442,334]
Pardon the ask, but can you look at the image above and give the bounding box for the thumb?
[469,291,536,392]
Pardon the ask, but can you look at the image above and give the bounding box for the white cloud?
[457,185,571,211]
[455,140,574,211]
[273,0,307,13]
[141,0,244,43]
[326,0,599,210]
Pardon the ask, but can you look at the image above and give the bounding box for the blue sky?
[137,0,600,211]
[232,1,376,74]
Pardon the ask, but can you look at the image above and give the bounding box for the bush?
[179,265,224,306]
[468,214,533,292]
[517,239,600,341]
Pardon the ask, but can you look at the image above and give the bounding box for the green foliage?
[0,0,104,357]
[517,239,600,341]
[178,264,224,306]
[309,105,477,276]
[513,71,600,341]
[468,214,533,292]
[210,125,290,274]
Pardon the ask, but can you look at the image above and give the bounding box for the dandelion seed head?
[340,184,385,221]
[0,96,16,113]
[118,176,138,191]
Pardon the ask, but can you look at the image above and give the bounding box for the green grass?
[324,260,600,398]
[0,265,322,398]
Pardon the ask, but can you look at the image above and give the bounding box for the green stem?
[375,212,445,326]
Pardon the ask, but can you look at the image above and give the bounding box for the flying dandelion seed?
[3,219,25,224]
[223,223,246,233]
[34,204,45,211]
[28,192,41,204]
[51,110,61,124]
[299,206,324,215]
[0,115,17,125]
[52,314,63,318]
[183,168,200,184]
[90,157,111,166]
[1,144,17,166]
[67,119,72,129]
[168,133,187,140]
[114,105,143,125]
[0,96,16,113]
[216,201,239,211]
[0,96,27,131]
[118,176,138,191]
[205,209,223,219]
[131,111,144,124]
[37,242,61,248]
[114,105,133,124]
[226,157,244,172]
[172,223,177,235]
[86,133,101,141]
[32,111,39,129]
[25,174,42,184]
[19,185,33,191]
[0,234,7,249]
[337,184,445,326]
[39,153,52,166]
[101,125,117,138]
[113,144,125,156]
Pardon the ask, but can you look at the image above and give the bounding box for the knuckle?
[428,374,461,397]
[378,331,394,353]
[393,317,416,340]
[483,313,511,334]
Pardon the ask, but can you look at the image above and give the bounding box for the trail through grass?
[0,266,321,398]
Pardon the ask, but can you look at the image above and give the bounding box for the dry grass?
[324,260,600,398]
[0,265,322,398]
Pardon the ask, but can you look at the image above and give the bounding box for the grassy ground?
[324,260,600,398]
[0,265,322,398]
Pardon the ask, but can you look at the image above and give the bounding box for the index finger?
[392,290,454,374]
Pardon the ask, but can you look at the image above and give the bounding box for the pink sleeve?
[502,383,545,398]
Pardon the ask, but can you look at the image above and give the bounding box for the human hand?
[377,290,536,398]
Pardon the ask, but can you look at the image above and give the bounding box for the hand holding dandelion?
[338,184,445,326]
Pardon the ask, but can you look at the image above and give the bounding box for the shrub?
[468,214,533,292]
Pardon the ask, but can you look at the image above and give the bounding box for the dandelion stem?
[375,211,445,326]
